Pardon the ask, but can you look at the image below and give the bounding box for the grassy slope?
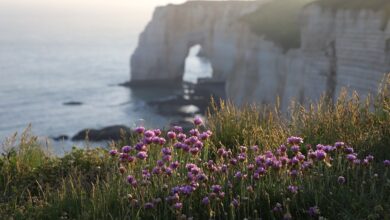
[0,74,389,219]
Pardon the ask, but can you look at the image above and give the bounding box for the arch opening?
[183,44,213,84]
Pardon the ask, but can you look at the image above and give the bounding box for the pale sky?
[0,0,188,43]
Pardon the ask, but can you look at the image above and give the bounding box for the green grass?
[242,0,390,51]
[241,0,315,51]
[0,74,389,219]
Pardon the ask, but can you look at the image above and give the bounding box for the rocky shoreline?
[54,81,225,142]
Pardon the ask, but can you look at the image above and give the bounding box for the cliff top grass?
[1,74,389,219]
[241,0,315,51]
[242,0,390,51]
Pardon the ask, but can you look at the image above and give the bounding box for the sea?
[0,0,213,153]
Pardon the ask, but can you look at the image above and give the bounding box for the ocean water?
[0,0,212,152]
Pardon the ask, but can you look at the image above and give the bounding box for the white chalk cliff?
[131,0,390,108]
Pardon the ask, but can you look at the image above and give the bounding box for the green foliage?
[242,0,390,50]
[241,0,315,51]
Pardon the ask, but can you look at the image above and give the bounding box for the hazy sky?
[0,0,187,45]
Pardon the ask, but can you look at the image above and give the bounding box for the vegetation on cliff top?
[242,0,390,51]
[0,75,389,219]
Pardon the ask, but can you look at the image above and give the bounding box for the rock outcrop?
[131,0,390,108]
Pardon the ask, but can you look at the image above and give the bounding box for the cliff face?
[131,1,390,108]
[131,1,267,82]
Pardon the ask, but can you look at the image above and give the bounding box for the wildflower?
[153,129,162,136]
[152,167,161,175]
[197,173,208,181]
[194,117,203,126]
[182,144,190,152]
[290,157,299,165]
[384,160,390,167]
[239,146,247,152]
[220,164,228,173]
[291,145,300,153]
[308,206,320,217]
[211,185,222,193]
[366,155,374,162]
[323,145,335,153]
[161,147,172,155]
[315,150,327,161]
[173,126,183,133]
[256,167,266,176]
[144,130,155,138]
[109,149,118,156]
[167,131,176,139]
[199,132,209,140]
[127,175,136,185]
[119,153,128,160]
[202,197,210,205]
[159,137,166,145]
[173,202,183,210]
[165,167,173,176]
[234,171,243,179]
[144,202,154,209]
[297,153,306,161]
[119,166,126,174]
[170,161,180,169]
[247,163,255,171]
[190,166,201,175]
[231,199,239,208]
[251,145,259,152]
[186,163,196,171]
[279,145,287,152]
[177,133,186,141]
[157,160,165,167]
[136,151,148,160]
[230,158,238,166]
[334,141,345,149]
[290,169,298,178]
[217,147,225,156]
[316,144,324,150]
[127,156,135,163]
[189,129,200,137]
[288,185,298,194]
[238,153,246,161]
[344,147,354,154]
[122,146,132,153]
[180,185,193,195]
[135,126,145,134]
[163,154,171,162]
[346,154,357,162]
[152,136,160,144]
[338,176,345,184]
[273,203,283,213]
[135,143,147,151]
[287,136,303,145]
[193,141,203,149]
[190,147,200,155]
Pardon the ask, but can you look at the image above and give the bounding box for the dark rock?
[72,125,131,141]
[63,101,83,106]
[52,135,69,141]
